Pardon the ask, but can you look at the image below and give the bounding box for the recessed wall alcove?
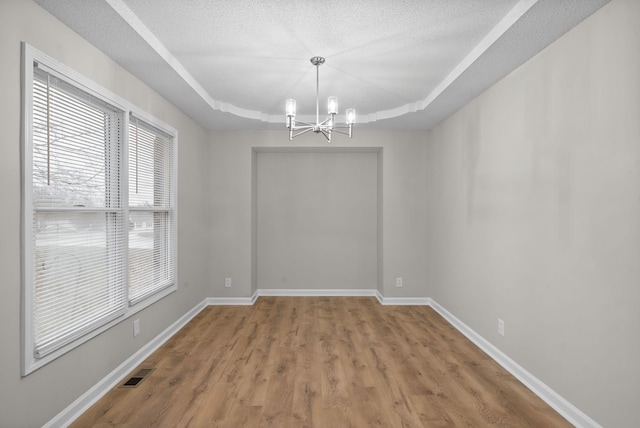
[251,147,383,293]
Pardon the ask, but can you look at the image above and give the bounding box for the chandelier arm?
[317,117,333,127]
[290,120,314,129]
[320,129,332,142]
[330,128,352,136]
[292,127,314,138]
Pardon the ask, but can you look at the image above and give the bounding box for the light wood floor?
[72,297,571,427]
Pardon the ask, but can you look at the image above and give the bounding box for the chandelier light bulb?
[285,99,296,117]
[328,96,338,115]
[346,108,356,125]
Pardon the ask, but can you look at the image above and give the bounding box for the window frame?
[21,43,178,376]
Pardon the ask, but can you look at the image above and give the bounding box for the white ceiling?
[35,0,609,131]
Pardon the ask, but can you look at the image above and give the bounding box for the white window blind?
[31,66,127,358]
[128,116,176,304]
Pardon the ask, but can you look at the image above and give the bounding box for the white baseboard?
[206,295,256,305]
[428,299,602,428]
[258,288,378,297]
[376,290,431,305]
[44,298,208,428]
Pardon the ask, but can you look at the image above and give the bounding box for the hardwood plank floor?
[71,297,572,427]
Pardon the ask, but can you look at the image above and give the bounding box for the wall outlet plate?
[498,318,505,336]
[396,277,403,287]
[225,277,232,288]
[133,319,140,337]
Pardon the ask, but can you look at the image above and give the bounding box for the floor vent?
[121,368,154,388]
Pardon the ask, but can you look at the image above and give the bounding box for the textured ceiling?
[35,0,609,131]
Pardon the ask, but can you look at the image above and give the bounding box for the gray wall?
[0,1,210,426]
[426,0,640,426]
[257,150,378,290]
[208,131,429,299]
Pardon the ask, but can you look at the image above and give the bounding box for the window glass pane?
[129,120,173,208]
[34,212,126,356]
[128,211,174,302]
[29,64,126,360]
[128,117,175,304]
[33,72,114,208]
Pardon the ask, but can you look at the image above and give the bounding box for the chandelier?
[285,56,356,143]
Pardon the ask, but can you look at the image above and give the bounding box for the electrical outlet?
[133,319,140,337]
[225,277,232,288]
[396,277,403,288]
[498,318,505,336]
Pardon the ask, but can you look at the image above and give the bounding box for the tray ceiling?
[35,0,610,131]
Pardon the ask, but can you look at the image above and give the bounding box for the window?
[128,117,176,304]
[22,44,177,374]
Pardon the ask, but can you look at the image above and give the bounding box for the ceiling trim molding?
[104,0,540,126]
[105,0,264,121]
[418,0,538,112]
